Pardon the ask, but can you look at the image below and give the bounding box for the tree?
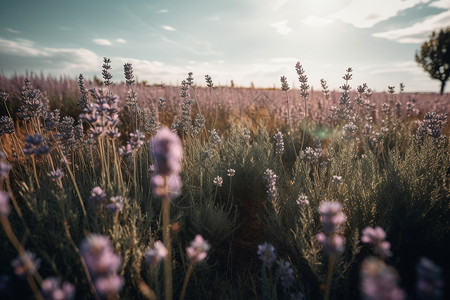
[415,27,450,95]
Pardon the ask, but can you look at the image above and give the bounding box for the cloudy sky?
[0,0,449,92]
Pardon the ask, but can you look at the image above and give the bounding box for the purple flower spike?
[416,258,444,300]
[11,251,41,277]
[106,196,123,213]
[360,257,405,300]
[151,174,182,200]
[149,127,183,176]
[41,276,76,300]
[186,234,210,263]
[145,240,168,266]
[257,242,277,266]
[317,201,346,255]
[362,226,392,258]
[0,191,10,217]
[90,187,107,204]
[94,275,124,298]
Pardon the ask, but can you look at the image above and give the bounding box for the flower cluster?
[205,74,214,88]
[257,242,276,266]
[41,277,75,300]
[209,129,222,147]
[279,261,295,289]
[361,226,391,258]
[360,257,405,300]
[415,258,444,300]
[48,169,63,181]
[0,116,14,136]
[263,169,277,200]
[23,134,51,157]
[11,251,41,277]
[79,88,121,139]
[186,234,210,263]
[106,196,123,213]
[0,191,10,217]
[332,175,343,185]
[296,194,309,207]
[149,127,183,200]
[78,74,90,110]
[145,240,168,266]
[213,176,223,187]
[102,57,113,87]
[316,201,346,254]
[280,76,290,91]
[300,147,321,165]
[227,169,235,177]
[273,131,284,156]
[17,79,49,121]
[80,234,123,297]
[413,112,447,145]
[295,62,310,99]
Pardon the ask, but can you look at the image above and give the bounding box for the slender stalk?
[64,222,100,300]
[162,176,172,300]
[324,254,335,300]
[179,262,194,300]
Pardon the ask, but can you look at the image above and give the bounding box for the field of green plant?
[0,58,448,300]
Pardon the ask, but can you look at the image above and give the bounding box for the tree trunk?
[440,80,446,95]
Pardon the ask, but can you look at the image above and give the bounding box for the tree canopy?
[415,27,450,95]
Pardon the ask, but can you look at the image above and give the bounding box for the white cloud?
[162,25,176,31]
[93,38,112,46]
[373,10,450,43]
[331,0,429,28]
[42,47,100,71]
[116,38,126,44]
[302,15,334,27]
[157,9,168,13]
[271,20,292,35]
[273,0,289,11]
[5,28,20,34]
[430,0,450,9]
[0,37,48,56]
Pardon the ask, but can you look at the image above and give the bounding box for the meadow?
[0,58,448,300]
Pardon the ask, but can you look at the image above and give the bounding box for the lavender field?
[0,58,448,300]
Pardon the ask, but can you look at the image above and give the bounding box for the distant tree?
[415,27,450,95]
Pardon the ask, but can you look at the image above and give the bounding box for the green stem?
[179,263,194,300]
[324,254,335,300]
[162,176,172,300]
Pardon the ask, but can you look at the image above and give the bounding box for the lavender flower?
[0,161,11,178]
[149,127,183,176]
[280,76,290,91]
[360,257,405,300]
[11,251,41,277]
[317,201,346,254]
[78,74,90,110]
[416,258,444,300]
[145,241,168,266]
[90,187,107,204]
[257,242,276,266]
[94,275,124,298]
[41,277,76,300]
[48,169,63,181]
[300,147,321,165]
[0,91,8,103]
[332,175,343,185]
[274,131,284,156]
[361,226,391,258]
[80,236,122,276]
[106,196,123,213]
[264,169,277,200]
[151,174,182,200]
[123,63,135,85]
[227,169,235,177]
[210,129,222,147]
[186,234,210,263]
[296,194,309,207]
[23,134,51,157]
[0,116,14,136]
[295,62,310,99]
[279,261,295,289]
[102,57,113,87]
[205,74,214,88]
[0,191,10,217]
[213,176,223,187]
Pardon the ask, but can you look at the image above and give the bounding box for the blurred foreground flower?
[317,201,346,254]
[145,241,168,266]
[360,257,405,300]
[361,226,391,258]
[257,242,276,266]
[186,234,210,263]
[11,251,41,277]
[41,277,75,300]
[416,258,444,300]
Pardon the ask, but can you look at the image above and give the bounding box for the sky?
[0,0,449,92]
